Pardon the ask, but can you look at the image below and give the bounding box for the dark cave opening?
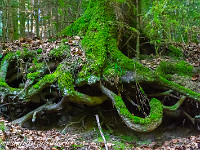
[75,84,103,97]
[6,61,24,88]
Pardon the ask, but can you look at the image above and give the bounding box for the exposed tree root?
[149,90,173,97]
[12,97,66,126]
[163,96,186,111]
[100,83,163,132]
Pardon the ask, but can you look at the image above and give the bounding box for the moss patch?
[114,95,163,124]
[168,45,183,58]
[156,60,193,78]
[49,45,70,59]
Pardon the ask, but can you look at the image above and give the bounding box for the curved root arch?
[100,84,163,132]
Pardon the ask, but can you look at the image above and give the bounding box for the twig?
[61,115,86,134]
[32,111,37,123]
[126,95,139,107]
[95,114,108,150]
[120,33,134,50]
[12,79,32,101]
[43,58,52,74]
[183,110,195,124]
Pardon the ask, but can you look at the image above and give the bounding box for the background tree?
[19,0,26,38]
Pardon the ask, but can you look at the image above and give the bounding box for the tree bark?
[20,0,26,38]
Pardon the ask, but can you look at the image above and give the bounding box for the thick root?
[12,97,66,126]
[100,84,163,132]
[163,96,186,111]
[68,91,107,106]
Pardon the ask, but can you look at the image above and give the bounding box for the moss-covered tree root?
[100,84,163,132]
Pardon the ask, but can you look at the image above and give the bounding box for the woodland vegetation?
[0,0,200,148]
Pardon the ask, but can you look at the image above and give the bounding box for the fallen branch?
[95,114,108,150]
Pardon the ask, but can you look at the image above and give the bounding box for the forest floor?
[0,38,200,149]
[0,116,200,149]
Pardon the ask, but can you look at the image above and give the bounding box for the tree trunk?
[2,0,7,47]
[30,0,34,33]
[35,0,39,38]
[20,0,26,38]
[13,2,19,40]
[136,0,140,60]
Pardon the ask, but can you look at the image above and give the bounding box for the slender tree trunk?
[27,15,30,33]
[30,0,34,33]
[27,0,30,33]
[31,14,34,33]
[50,5,53,38]
[13,2,19,40]
[2,0,7,48]
[53,1,59,38]
[8,1,15,42]
[35,0,39,38]
[0,11,2,42]
[20,0,26,38]
[136,0,140,60]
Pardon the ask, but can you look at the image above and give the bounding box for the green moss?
[0,122,6,131]
[31,72,58,93]
[30,64,64,92]
[58,71,75,95]
[0,81,19,93]
[168,45,183,58]
[16,51,21,57]
[159,76,200,102]
[63,0,121,77]
[114,95,163,124]
[22,48,36,58]
[103,67,117,78]
[27,64,75,96]
[62,39,68,43]
[63,0,148,81]
[27,72,41,80]
[37,49,42,54]
[22,44,30,47]
[0,81,9,87]
[28,58,45,73]
[49,45,70,58]
[3,52,14,60]
[156,60,193,78]
[31,58,37,65]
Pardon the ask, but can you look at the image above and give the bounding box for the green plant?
[168,45,183,58]
[62,39,68,43]
[49,45,70,58]
[16,51,21,57]
[0,122,6,131]
[112,141,127,150]
[37,49,42,54]
[142,0,200,46]
[0,138,5,150]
